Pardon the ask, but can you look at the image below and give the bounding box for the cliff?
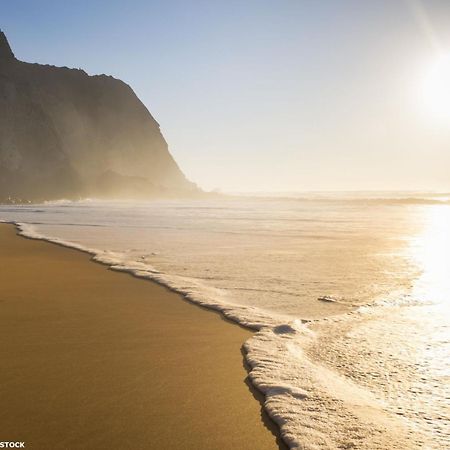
[0,30,198,202]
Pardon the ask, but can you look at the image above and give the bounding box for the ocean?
[1,193,449,449]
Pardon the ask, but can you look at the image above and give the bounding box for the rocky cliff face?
[0,31,197,202]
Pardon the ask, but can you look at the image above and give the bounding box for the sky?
[1,0,450,192]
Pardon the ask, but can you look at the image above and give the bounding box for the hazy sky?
[2,0,450,192]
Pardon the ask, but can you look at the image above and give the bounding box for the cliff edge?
[0,30,198,202]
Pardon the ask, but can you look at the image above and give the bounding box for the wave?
[4,193,450,209]
[351,197,450,205]
[1,220,420,449]
[239,194,450,206]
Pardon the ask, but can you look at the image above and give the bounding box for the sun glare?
[410,205,450,304]
[423,53,450,121]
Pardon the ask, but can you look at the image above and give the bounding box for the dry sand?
[0,224,285,450]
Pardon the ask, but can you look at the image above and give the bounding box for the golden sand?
[0,224,284,449]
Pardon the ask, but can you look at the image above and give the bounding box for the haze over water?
[1,192,449,448]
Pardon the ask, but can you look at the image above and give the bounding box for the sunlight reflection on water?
[310,204,450,447]
[410,205,450,305]
[377,205,450,442]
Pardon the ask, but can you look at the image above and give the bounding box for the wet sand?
[0,224,285,450]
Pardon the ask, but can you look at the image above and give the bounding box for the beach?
[0,224,284,449]
[1,196,447,449]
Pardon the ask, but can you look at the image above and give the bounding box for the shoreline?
[0,224,286,449]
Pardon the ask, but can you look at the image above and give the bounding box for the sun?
[423,53,450,121]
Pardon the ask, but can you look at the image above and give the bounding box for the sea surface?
[1,193,449,449]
